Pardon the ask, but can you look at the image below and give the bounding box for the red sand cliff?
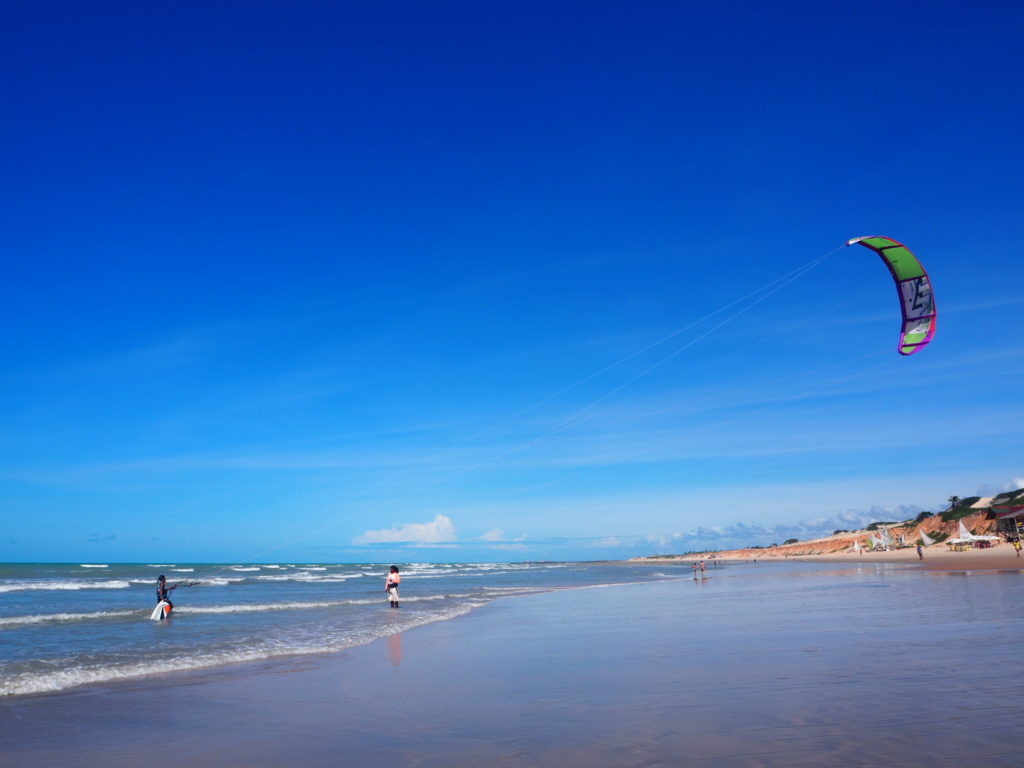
[708,511,997,560]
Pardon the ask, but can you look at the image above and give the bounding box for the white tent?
[948,520,1000,545]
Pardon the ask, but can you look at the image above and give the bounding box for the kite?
[846,236,936,355]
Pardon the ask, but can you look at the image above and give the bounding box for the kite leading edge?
[846,236,936,356]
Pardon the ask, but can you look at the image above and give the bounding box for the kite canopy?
[846,236,936,356]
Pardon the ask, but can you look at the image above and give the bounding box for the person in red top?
[385,565,400,608]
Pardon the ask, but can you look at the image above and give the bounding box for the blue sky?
[2,1,1023,562]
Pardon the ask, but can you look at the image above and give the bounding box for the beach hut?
[991,491,1024,540]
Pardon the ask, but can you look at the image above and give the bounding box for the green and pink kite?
[846,235,937,356]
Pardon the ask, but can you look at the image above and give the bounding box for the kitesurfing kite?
[846,236,936,355]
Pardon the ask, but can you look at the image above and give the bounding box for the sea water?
[0,561,678,697]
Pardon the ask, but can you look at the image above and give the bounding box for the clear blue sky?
[2,1,1022,562]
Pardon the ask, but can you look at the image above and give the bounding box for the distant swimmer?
[386,565,401,608]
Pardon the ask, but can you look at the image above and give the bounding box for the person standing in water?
[385,565,400,608]
[154,575,175,619]
[156,575,176,604]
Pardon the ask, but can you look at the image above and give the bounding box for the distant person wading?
[386,565,401,608]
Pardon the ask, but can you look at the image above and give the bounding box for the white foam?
[0,602,480,697]
[0,580,132,594]
[132,576,241,586]
[147,564,175,567]
[177,599,378,614]
[171,568,194,573]
[256,573,363,583]
[0,593,475,628]
[79,564,108,568]
[0,610,142,628]
[230,567,260,572]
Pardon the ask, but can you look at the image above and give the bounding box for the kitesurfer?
[156,575,177,603]
[153,575,176,620]
[385,565,400,608]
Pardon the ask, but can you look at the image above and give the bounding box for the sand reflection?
[388,632,402,667]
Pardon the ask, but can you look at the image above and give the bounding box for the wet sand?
[2,565,1023,767]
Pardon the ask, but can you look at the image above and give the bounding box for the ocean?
[0,560,680,697]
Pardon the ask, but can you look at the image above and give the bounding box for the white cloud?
[480,529,526,542]
[484,542,529,551]
[1004,478,1024,492]
[640,504,927,554]
[354,514,457,545]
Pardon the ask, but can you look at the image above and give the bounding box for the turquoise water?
[0,561,680,696]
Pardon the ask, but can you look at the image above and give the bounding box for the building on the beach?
[987,490,1024,540]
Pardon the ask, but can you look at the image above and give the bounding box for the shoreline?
[4,566,1023,767]
[635,540,1024,572]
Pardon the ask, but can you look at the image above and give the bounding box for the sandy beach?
[648,542,1024,572]
[796,544,1024,571]
[3,562,1023,768]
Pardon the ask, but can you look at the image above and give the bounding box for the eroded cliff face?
[709,511,997,559]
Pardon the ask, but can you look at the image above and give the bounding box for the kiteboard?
[150,600,172,621]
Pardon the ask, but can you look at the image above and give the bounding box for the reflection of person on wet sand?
[388,633,403,666]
